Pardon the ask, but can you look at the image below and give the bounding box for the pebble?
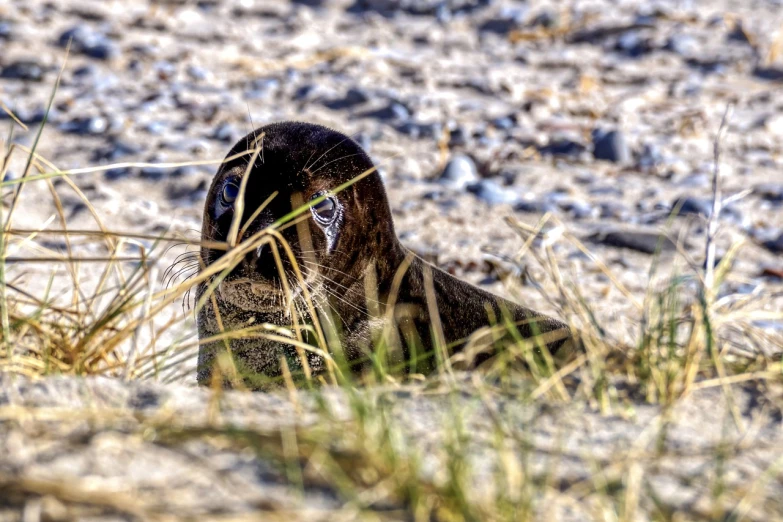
[396,121,442,139]
[752,67,783,82]
[677,173,710,188]
[599,201,631,220]
[529,9,558,28]
[447,126,469,147]
[670,196,744,224]
[143,121,168,135]
[293,84,318,101]
[439,154,478,189]
[670,196,712,217]
[360,101,411,122]
[589,185,623,197]
[561,200,596,220]
[60,116,108,135]
[727,21,752,44]
[92,140,143,162]
[0,61,45,82]
[323,87,371,110]
[762,113,783,136]
[172,165,205,177]
[347,0,492,17]
[57,25,119,60]
[490,115,516,130]
[636,143,664,170]
[538,138,587,160]
[664,34,699,57]
[615,30,654,57]
[355,133,372,152]
[140,166,167,181]
[592,129,630,164]
[104,167,133,181]
[514,199,557,214]
[186,64,210,81]
[0,20,12,40]
[763,233,783,253]
[589,229,680,255]
[466,179,518,205]
[755,183,783,202]
[478,7,527,34]
[211,123,239,143]
[244,78,279,100]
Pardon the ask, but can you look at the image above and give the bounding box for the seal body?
[196,122,570,387]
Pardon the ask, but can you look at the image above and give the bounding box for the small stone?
[324,87,371,110]
[753,67,783,82]
[478,7,527,34]
[360,101,411,122]
[172,165,206,177]
[530,9,558,28]
[0,21,13,40]
[92,140,143,162]
[677,173,710,188]
[292,0,329,6]
[0,60,45,82]
[763,233,783,253]
[538,138,587,160]
[664,34,698,57]
[466,179,518,205]
[347,0,492,17]
[211,123,238,143]
[670,196,744,225]
[754,183,783,202]
[599,201,630,220]
[244,77,279,100]
[143,121,168,135]
[514,199,557,214]
[727,21,752,44]
[57,25,118,61]
[186,64,210,81]
[104,167,133,180]
[592,129,630,163]
[671,196,712,217]
[490,115,516,130]
[636,143,664,170]
[615,30,654,57]
[589,230,680,254]
[293,84,318,101]
[762,113,783,136]
[561,200,596,220]
[355,133,372,152]
[448,126,468,147]
[396,122,422,138]
[589,185,623,196]
[140,166,167,180]
[439,154,478,189]
[60,116,108,135]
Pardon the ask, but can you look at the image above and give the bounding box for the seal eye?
[221,182,239,205]
[310,194,337,225]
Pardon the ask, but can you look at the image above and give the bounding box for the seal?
[196,121,571,388]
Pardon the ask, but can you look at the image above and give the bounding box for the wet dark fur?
[197,122,571,388]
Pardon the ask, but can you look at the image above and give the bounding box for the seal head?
[196,121,571,388]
